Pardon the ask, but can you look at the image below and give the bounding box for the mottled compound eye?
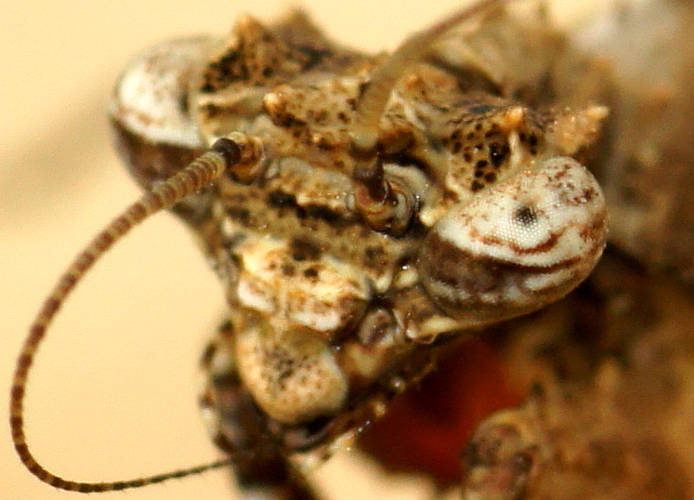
[418,157,607,328]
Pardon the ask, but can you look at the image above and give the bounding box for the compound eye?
[418,157,607,328]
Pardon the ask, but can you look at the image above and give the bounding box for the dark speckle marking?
[266,346,296,389]
[290,237,322,261]
[178,91,189,113]
[268,192,344,224]
[227,206,251,224]
[514,206,537,226]
[365,246,384,259]
[202,103,220,117]
[281,263,296,276]
[489,142,509,168]
[268,190,297,207]
[363,245,386,269]
[303,267,319,278]
[471,180,484,192]
[582,188,596,202]
[306,205,340,223]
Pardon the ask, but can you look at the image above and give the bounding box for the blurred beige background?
[1,1,602,498]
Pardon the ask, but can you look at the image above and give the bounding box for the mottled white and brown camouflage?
[113,2,606,495]
[11,0,631,497]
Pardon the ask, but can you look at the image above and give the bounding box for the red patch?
[359,337,524,485]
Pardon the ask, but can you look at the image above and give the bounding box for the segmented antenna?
[350,0,504,155]
[10,138,242,492]
[349,0,506,232]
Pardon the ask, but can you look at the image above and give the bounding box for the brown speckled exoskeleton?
[20,0,693,497]
[456,1,694,497]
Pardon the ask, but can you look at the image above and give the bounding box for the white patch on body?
[234,321,348,424]
[111,37,216,147]
[236,236,370,333]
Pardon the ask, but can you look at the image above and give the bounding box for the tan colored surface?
[2,1,598,498]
